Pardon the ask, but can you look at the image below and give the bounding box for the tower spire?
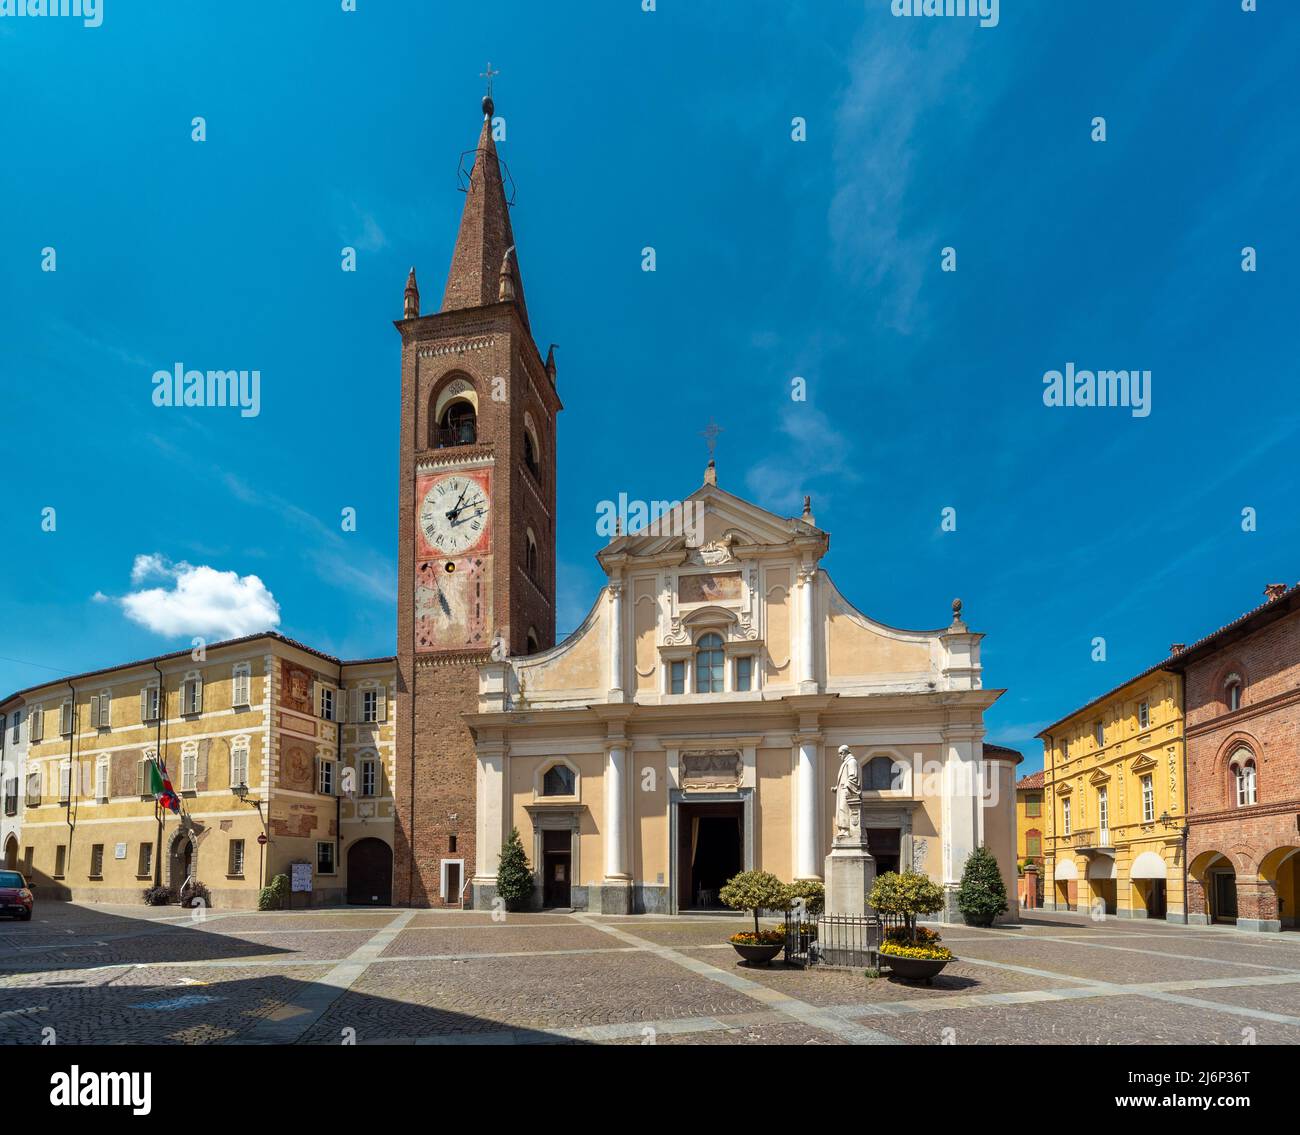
[442,86,529,328]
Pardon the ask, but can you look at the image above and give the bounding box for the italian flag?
[149,759,181,815]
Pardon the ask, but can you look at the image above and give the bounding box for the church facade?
[467,477,1019,920]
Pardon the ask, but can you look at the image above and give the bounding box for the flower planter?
[881,951,952,983]
[731,941,783,965]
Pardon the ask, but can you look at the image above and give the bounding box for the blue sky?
[2,1,1298,771]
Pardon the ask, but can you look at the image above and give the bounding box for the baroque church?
[0,91,1018,919]
[397,92,1018,919]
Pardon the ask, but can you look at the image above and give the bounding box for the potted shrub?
[782,879,824,952]
[720,870,789,964]
[496,827,534,912]
[870,870,953,982]
[956,845,1009,928]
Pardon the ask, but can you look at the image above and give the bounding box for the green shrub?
[258,873,290,911]
[142,885,176,906]
[956,845,1009,927]
[496,827,534,911]
[786,879,825,918]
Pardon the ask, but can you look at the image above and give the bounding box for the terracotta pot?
[731,941,783,965]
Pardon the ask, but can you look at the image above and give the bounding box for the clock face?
[419,473,491,556]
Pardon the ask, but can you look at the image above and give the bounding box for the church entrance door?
[542,829,571,908]
[679,802,743,910]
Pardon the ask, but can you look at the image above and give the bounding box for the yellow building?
[1014,769,1044,909]
[1038,666,1187,921]
[9,633,396,909]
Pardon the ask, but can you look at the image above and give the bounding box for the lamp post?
[234,782,267,890]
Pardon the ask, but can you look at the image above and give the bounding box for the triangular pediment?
[1130,752,1158,773]
[600,480,826,566]
[1088,768,1111,785]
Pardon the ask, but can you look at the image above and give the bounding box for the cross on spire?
[700,418,724,460]
[480,62,500,99]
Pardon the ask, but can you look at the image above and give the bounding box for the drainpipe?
[152,662,165,888]
[65,680,77,834]
[336,663,344,905]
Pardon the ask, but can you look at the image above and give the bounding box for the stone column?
[942,729,981,923]
[797,567,818,693]
[1236,878,1281,933]
[608,580,625,702]
[794,733,821,880]
[471,741,507,909]
[601,743,632,914]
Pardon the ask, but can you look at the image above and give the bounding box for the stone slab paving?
[4,903,1300,1044]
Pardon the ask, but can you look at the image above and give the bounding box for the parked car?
[0,870,34,921]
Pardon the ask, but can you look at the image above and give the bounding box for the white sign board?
[291,862,313,893]
[114,842,127,860]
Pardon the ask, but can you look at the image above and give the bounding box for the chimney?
[1264,583,1287,601]
[1170,643,1186,655]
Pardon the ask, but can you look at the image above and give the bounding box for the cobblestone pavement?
[2,903,1299,1044]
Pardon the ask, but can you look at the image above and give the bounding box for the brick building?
[1168,583,1300,932]
[394,92,561,907]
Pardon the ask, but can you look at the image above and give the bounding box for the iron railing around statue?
[784,913,880,969]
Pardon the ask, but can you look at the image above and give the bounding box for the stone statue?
[831,744,860,844]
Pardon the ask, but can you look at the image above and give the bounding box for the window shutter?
[194,677,203,713]
[196,743,209,792]
[315,756,322,793]
[377,687,388,722]
[137,759,146,796]
[335,689,347,724]
[312,681,321,717]
[140,688,149,721]
[31,708,42,741]
[350,688,362,722]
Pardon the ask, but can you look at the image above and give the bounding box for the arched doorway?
[1259,846,1300,929]
[347,838,392,906]
[1087,855,1117,915]
[1130,850,1168,920]
[168,828,198,897]
[3,835,17,871]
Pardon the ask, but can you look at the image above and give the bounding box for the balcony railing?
[434,424,477,448]
[1072,828,1113,850]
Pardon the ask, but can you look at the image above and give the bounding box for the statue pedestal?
[818,846,878,968]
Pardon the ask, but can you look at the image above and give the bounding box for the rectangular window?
[735,656,753,692]
[1094,721,1104,747]
[140,685,160,722]
[30,706,42,742]
[181,751,197,793]
[9,711,18,744]
[361,759,377,797]
[95,761,109,801]
[230,745,249,789]
[90,844,104,877]
[1026,793,1041,818]
[232,666,251,707]
[1062,797,1071,836]
[182,677,203,715]
[318,759,335,796]
[316,841,336,875]
[93,692,111,729]
[319,686,335,721]
[58,763,72,803]
[449,834,458,853]
[1027,834,1041,857]
[669,661,685,695]
[138,842,153,877]
[362,689,379,723]
[2,777,16,816]
[54,845,66,877]
[1138,701,1150,729]
[229,839,245,876]
[1098,787,1109,835]
[25,771,41,808]
[60,700,74,736]
[1142,775,1154,823]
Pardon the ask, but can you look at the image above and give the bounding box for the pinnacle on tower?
[403,267,420,320]
[442,96,529,328]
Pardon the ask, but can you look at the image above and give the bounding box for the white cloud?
[116,555,280,640]
[745,404,857,515]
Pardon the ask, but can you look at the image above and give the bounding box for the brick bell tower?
[394,89,561,907]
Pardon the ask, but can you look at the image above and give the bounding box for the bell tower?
[394,89,561,906]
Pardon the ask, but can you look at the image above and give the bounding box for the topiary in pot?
[869,871,945,945]
[956,845,1009,927]
[495,827,534,911]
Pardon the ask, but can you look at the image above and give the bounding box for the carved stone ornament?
[680,751,742,790]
